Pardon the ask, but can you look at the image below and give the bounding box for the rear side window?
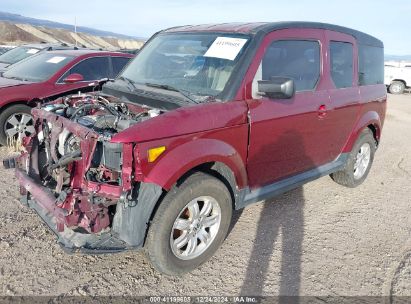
[111,57,131,78]
[260,40,321,92]
[359,45,384,85]
[70,57,110,81]
[330,41,353,88]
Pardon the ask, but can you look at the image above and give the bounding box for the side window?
[359,45,384,85]
[69,57,110,81]
[254,40,320,95]
[111,57,131,78]
[330,41,353,88]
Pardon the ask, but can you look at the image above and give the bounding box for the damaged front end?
[8,94,163,253]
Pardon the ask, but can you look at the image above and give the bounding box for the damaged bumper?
[15,167,132,253]
[7,108,163,253]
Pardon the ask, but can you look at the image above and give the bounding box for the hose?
[69,103,120,120]
[50,150,82,170]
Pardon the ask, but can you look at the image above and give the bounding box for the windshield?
[120,33,250,100]
[3,53,74,82]
[0,46,41,65]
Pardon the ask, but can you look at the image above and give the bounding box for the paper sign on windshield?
[204,37,248,61]
[26,49,39,54]
[46,56,66,64]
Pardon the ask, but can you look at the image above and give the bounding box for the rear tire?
[389,81,405,94]
[0,104,34,146]
[145,172,232,275]
[330,129,376,188]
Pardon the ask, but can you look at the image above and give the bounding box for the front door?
[245,29,332,188]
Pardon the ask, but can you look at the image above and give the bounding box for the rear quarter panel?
[342,84,387,152]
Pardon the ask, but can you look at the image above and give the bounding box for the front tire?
[330,128,376,188]
[0,104,34,146]
[145,172,232,275]
[389,81,405,94]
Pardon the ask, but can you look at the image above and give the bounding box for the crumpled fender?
[143,138,248,191]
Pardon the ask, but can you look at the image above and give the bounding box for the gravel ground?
[0,94,410,298]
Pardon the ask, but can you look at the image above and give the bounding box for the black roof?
[164,21,383,48]
[255,22,383,47]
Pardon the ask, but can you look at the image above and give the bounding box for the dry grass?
[6,136,24,154]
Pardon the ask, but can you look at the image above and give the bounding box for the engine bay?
[25,92,164,233]
[44,92,162,139]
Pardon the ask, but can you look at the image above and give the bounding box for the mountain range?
[0,11,145,50]
[0,11,409,57]
[0,11,143,39]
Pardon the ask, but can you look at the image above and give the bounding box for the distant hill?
[0,12,145,50]
[0,11,144,40]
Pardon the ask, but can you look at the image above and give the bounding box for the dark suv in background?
[0,43,80,72]
[0,49,133,144]
[7,22,386,275]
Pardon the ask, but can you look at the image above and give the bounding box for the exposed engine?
[44,93,160,144]
[36,93,162,193]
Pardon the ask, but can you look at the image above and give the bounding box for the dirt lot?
[0,94,410,298]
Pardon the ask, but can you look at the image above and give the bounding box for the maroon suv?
[0,50,133,145]
[6,22,386,275]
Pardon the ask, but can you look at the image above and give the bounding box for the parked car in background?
[0,43,79,72]
[385,64,411,94]
[0,49,133,144]
[6,22,386,275]
[0,45,15,55]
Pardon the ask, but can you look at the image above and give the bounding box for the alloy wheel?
[4,113,35,140]
[170,196,221,260]
[353,142,371,179]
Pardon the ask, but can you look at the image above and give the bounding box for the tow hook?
[3,157,16,169]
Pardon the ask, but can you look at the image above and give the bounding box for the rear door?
[324,30,361,158]
[245,29,333,188]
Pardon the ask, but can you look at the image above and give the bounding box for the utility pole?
[74,17,78,47]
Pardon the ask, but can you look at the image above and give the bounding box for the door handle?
[318,104,327,118]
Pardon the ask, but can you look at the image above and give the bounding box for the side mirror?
[63,73,84,84]
[258,77,295,99]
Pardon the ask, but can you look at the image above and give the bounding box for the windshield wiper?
[145,82,199,104]
[117,76,138,92]
[4,76,25,81]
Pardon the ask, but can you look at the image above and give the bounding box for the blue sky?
[1,0,410,55]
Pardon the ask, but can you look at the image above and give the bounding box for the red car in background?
[0,50,133,144]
